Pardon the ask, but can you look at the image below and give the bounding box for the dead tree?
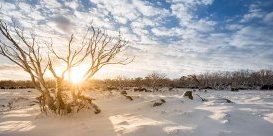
[46,26,133,114]
[145,72,166,91]
[0,19,132,115]
[46,34,90,114]
[0,19,56,112]
[188,75,201,89]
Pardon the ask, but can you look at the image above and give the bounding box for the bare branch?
[0,19,49,93]
[81,26,133,80]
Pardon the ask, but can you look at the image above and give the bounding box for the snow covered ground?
[0,89,273,136]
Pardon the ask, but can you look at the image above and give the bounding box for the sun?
[68,65,88,84]
[46,64,89,84]
[70,71,84,84]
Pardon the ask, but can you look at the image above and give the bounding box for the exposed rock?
[152,98,166,107]
[92,103,101,114]
[120,91,127,96]
[125,96,133,101]
[183,91,193,100]
[160,98,166,103]
[120,90,133,101]
[134,87,151,92]
[153,102,163,107]
[231,88,239,92]
[224,98,233,103]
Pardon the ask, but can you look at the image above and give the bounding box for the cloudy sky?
[0,0,273,80]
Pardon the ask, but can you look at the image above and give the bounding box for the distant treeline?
[0,69,272,90]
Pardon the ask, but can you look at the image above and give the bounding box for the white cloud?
[0,0,272,79]
[241,11,264,23]
[225,24,244,31]
[230,26,273,48]
[241,3,265,23]
[263,11,273,24]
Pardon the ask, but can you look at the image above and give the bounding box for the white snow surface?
[0,89,273,136]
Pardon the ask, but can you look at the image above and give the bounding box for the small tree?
[145,72,166,91]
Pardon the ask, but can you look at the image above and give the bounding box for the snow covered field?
[0,89,273,136]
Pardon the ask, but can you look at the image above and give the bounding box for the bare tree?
[0,19,56,112]
[47,26,133,111]
[0,19,132,115]
[45,34,90,114]
[48,26,133,89]
[145,72,166,91]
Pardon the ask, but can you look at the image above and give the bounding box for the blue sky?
[0,0,273,80]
